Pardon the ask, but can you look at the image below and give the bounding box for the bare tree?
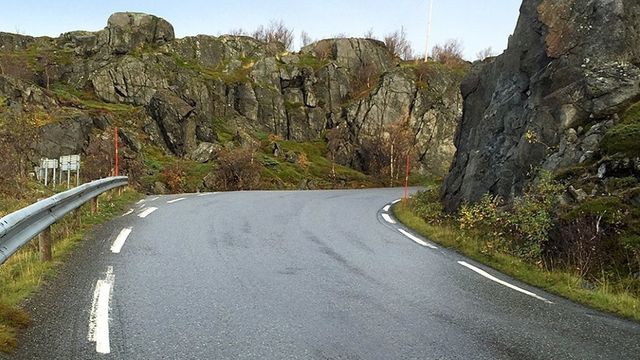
[432,39,465,66]
[0,111,39,194]
[214,145,262,191]
[252,20,294,51]
[229,28,247,36]
[359,119,415,186]
[364,28,377,40]
[476,46,496,61]
[326,125,349,181]
[384,27,414,60]
[300,31,313,47]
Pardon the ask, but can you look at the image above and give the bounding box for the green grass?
[296,53,329,71]
[140,146,215,193]
[50,83,138,114]
[393,204,640,322]
[0,189,142,353]
[602,101,640,157]
[174,55,255,85]
[257,139,374,189]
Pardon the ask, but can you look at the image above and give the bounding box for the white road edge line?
[110,228,132,254]
[381,213,396,224]
[197,192,216,197]
[88,266,114,354]
[121,209,134,217]
[136,199,144,205]
[458,261,553,304]
[383,205,391,212]
[138,207,158,218]
[398,229,437,249]
[149,196,159,201]
[167,197,186,204]
[392,199,402,204]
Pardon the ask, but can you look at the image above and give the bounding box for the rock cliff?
[442,0,640,211]
[0,12,464,190]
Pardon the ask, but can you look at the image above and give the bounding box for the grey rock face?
[36,115,94,159]
[107,12,174,54]
[302,38,395,74]
[188,142,221,163]
[1,12,463,180]
[442,0,640,212]
[147,90,196,156]
[91,56,168,105]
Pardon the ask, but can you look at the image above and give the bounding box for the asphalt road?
[5,189,640,359]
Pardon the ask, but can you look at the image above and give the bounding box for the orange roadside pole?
[403,153,410,207]
[114,127,119,176]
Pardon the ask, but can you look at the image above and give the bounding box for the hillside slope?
[0,12,464,194]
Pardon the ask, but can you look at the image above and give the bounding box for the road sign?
[40,158,58,169]
[39,158,59,187]
[60,155,80,171]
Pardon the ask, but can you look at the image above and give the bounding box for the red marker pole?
[114,127,119,176]
[403,153,410,207]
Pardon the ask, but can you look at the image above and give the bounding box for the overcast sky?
[0,0,522,60]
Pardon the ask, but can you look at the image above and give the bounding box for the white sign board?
[40,158,58,169]
[59,155,80,171]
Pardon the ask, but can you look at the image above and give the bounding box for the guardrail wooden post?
[39,226,52,261]
[74,208,82,227]
[91,197,99,214]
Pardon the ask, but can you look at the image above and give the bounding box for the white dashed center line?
[122,209,134,217]
[382,213,396,224]
[89,266,114,354]
[138,207,158,218]
[458,261,553,303]
[110,228,132,254]
[167,197,186,204]
[398,229,437,249]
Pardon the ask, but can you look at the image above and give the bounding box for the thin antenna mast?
[425,0,433,61]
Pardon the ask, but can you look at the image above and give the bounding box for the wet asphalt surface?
[4,189,640,359]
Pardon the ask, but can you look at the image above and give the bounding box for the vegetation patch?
[173,55,255,85]
[602,101,640,157]
[256,138,374,189]
[394,173,640,321]
[140,146,214,193]
[394,196,640,321]
[296,53,329,71]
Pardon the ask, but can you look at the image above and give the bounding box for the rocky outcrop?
[107,12,174,54]
[442,0,640,211]
[0,12,464,180]
[301,38,394,73]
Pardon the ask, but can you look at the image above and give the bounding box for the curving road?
[6,189,640,359]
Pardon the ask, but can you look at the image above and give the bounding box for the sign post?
[59,155,81,188]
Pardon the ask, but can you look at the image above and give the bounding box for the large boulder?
[442,0,640,212]
[147,90,196,156]
[35,114,94,159]
[302,38,395,73]
[106,12,174,54]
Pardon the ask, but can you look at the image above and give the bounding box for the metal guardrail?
[0,176,128,265]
